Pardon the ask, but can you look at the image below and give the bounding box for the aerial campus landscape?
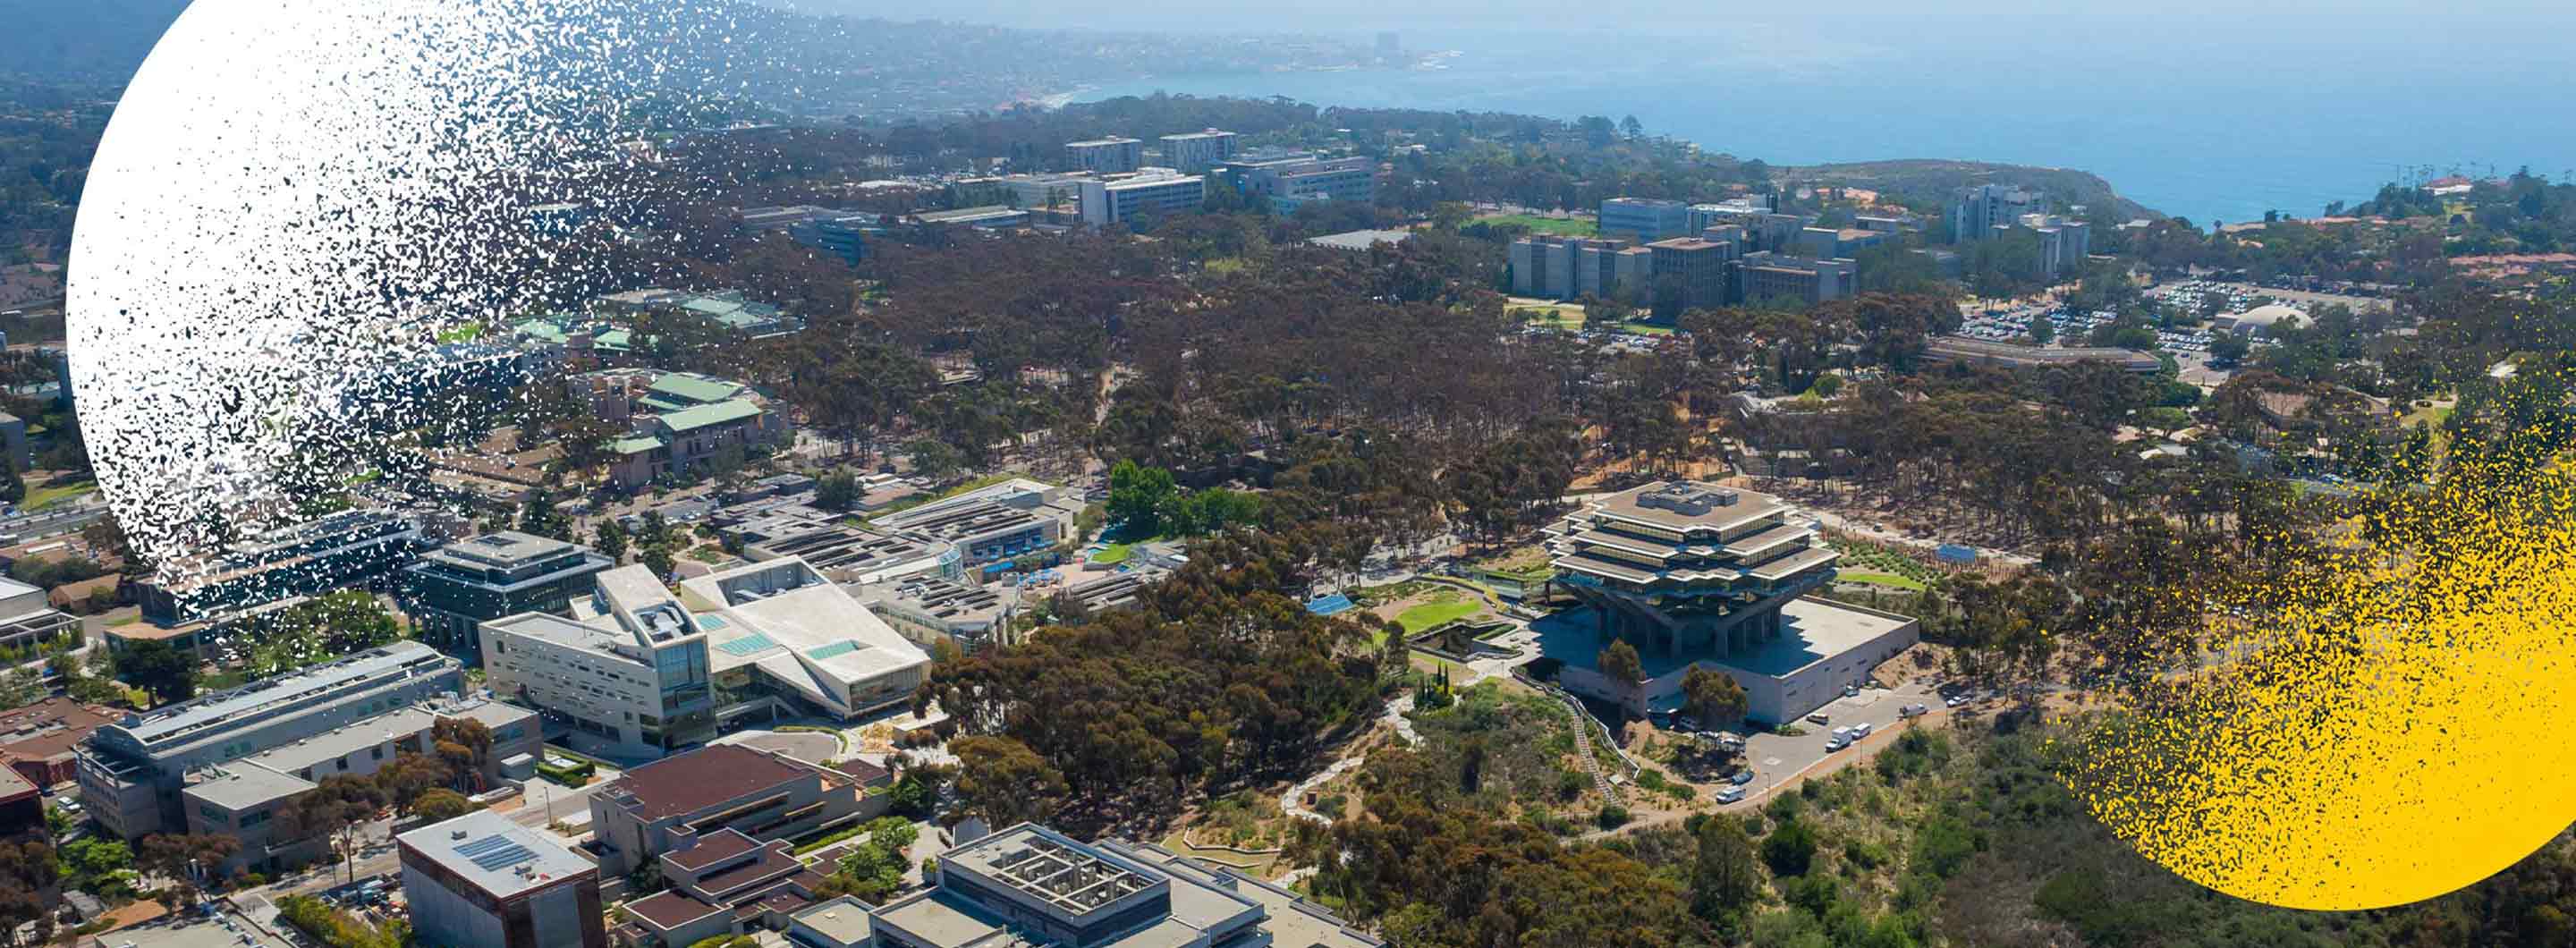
[4,4,2576,948]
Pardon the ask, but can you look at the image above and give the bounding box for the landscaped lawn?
[1838,571,1929,591]
[24,480,97,511]
[1395,597,1484,634]
[1090,542,1134,565]
[1477,213,1597,237]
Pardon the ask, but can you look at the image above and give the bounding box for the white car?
[1825,735,1849,751]
[1850,723,1872,739]
[1715,786,1748,804]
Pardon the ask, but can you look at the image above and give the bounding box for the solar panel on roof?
[716,633,777,656]
[455,835,538,871]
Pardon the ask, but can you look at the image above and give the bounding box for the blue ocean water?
[1074,17,2575,227]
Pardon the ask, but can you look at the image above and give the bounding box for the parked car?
[1850,723,1872,739]
[1842,684,1860,697]
[1729,769,1755,786]
[1899,704,1929,718]
[1806,712,1831,725]
[1825,735,1849,751]
[1715,786,1748,804]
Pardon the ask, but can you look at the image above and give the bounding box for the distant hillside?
[0,0,188,84]
[1783,158,2161,222]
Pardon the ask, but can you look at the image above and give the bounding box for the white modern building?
[480,560,929,758]
[1078,172,1207,228]
[1064,137,1144,174]
[1157,129,1238,173]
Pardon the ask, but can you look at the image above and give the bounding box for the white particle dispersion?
[68,0,751,588]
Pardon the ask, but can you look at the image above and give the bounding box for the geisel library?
[1538,480,1919,724]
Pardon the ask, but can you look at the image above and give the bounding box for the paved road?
[1581,681,1962,840]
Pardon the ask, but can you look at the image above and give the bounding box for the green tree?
[1692,816,1762,927]
[1762,819,1818,876]
[814,471,860,512]
[640,542,677,580]
[1105,459,1177,536]
[904,439,966,482]
[0,455,23,505]
[1680,665,1749,728]
[1597,639,1645,715]
[593,518,630,563]
[117,639,199,706]
[950,735,1066,829]
[411,789,476,822]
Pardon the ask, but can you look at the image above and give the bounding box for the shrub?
[1595,803,1631,829]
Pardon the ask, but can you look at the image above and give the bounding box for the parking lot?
[1716,679,1949,807]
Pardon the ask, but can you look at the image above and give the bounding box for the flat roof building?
[1733,251,1858,307]
[739,519,959,587]
[399,809,609,948]
[404,531,615,654]
[1224,155,1375,213]
[869,478,1080,570]
[801,823,1382,948]
[1600,198,1692,242]
[482,559,929,758]
[848,576,1021,654]
[1064,137,1145,174]
[179,697,538,875]
[587,743,882,878]
[0,697,119,788]
[0,575,79,658]
[1156,130,1237,173]
[77,641,463,839]
[1079,173,1207,228]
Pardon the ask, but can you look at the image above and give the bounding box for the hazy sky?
[765,1,2571,34]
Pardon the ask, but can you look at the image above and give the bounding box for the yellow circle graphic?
[2059,407,2576,910]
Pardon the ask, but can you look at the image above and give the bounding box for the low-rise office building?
[847,577,1021,653]
[786,822,1382,948]
[1733,251,1859,307]
[1064,137,1144,174]
[1156,129,1237,172]
[1600,198,1691,242]
[399,809,610,948]
[1078,172,1207,228]
[482,559,929,757]
[739,519,959,587]
[404,531,615,654]
[0,698,119,787]
[587,743,882,878]
[869,478,1080,570]
[179,697,539,874]
[1224,154,1375,212]
[74,641,471,843]
[624,828,833,948]
[0,575,79,656]
[739,206,879,266]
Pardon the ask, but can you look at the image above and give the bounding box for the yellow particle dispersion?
[2058,413,2576,910]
